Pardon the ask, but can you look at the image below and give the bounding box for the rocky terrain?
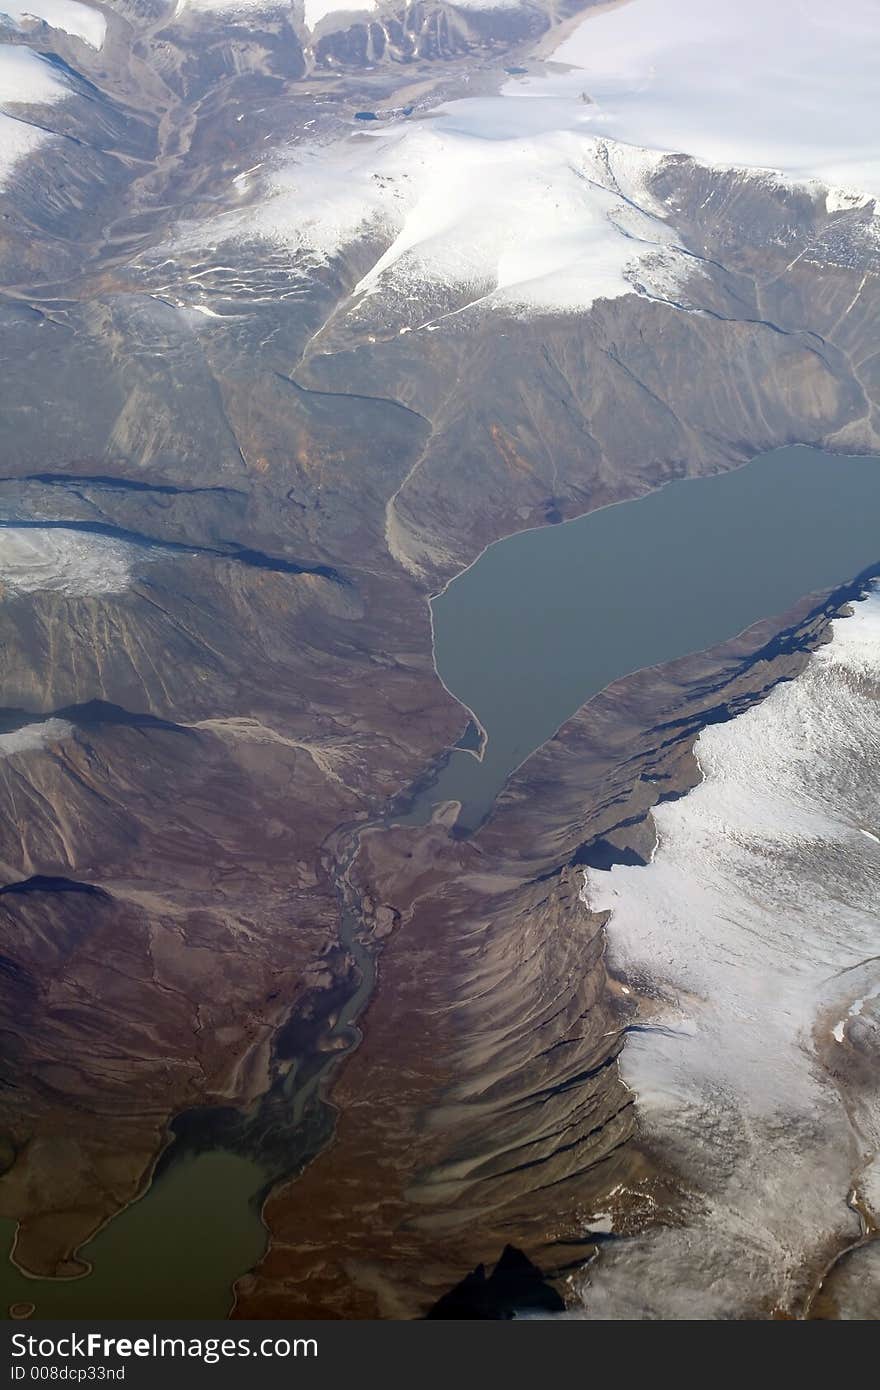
[233,578,871,1318]
[0,0,878,1317]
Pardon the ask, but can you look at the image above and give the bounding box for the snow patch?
[585,1211,615,1235]
[303,0,375,28]
[0,718,73,757]
[0,41,69,105]
[826,187,874,216]
[0,43,70,186]
[0,528,139,595]
[0,109,47,184]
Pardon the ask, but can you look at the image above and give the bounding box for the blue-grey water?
[406,446,880,829]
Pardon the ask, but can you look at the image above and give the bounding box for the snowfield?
[0,527,139,596]
[580,586,880,1317]
[0,719,74,759]
[0,41,69,105]
[550,0,880,201]
[302,0,376,28]
[0,43,70,186]
[196,106,693,324]
[1,0,106,50]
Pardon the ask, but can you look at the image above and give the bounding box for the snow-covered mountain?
[173,0,878,333]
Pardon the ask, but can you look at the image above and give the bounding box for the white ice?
[1,0,106,50]
[302,0,375,28]
[579,585,880,1317]
[0,42,70,187]
[0,719,73,757]
[0,41,69,105]
[547,0,880,201]
[0,110,46,184]
[0,528,138,595]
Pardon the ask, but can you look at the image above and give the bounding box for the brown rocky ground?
[0,0,879,1316]
[234,582,861,1317]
